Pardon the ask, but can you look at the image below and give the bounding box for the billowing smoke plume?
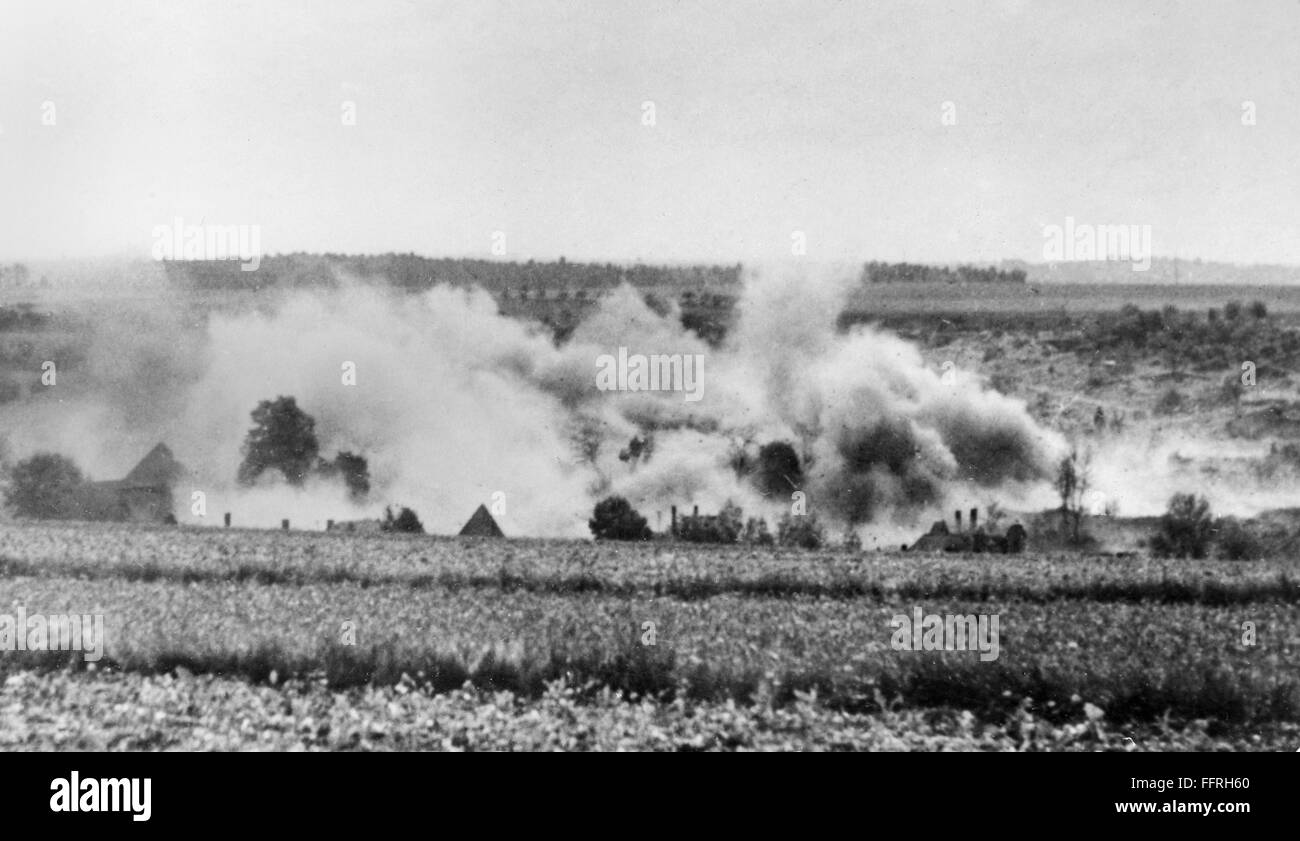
[0,263,1068,536]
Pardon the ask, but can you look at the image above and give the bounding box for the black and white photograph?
[0,0,1296,789]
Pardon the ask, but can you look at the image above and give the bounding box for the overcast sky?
[2,0,1299,265]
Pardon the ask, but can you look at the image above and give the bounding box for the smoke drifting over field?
[1,264,1068,536]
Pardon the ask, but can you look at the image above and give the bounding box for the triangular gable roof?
[124,443,183,487]
[458,504,504,538]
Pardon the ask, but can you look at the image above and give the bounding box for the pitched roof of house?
[458,504,504,538]
[124,443,183,487]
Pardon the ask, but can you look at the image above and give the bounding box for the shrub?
[589,496,652,541]
[777,512,825,550]
[1150,493,1213,559]
[1214,517,1264,561]
[741,516,773,546]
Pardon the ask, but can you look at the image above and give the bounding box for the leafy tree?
[1151,493,1213,559]
[589,496,652,541]
[238,396,319,486]
[4,453,84,519]
[382,505,424,534]
[1054,447,1089,543]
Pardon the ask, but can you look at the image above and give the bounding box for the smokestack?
[970,508,978,531]
[281,519,289,531]
[224,512,231,528]
[327,519,334,531]
[954,510,962,531]
[671,505,677,537]
[693,505,699,517]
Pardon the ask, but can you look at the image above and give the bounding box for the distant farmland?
[845,282,1300,321]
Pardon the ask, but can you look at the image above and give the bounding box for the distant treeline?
[162,254,744,293]
[861,261,1027,284]
[162,254,1032,293]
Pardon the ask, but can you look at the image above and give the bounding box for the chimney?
[281,519,289,531]
[223,512,231,528]
[693,505,699,517]
[970,507,978,531]
[671,505,677,537]
[954,510,962,531]
[326,519,334,531]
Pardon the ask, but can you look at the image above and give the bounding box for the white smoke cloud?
[2,262,1077,537]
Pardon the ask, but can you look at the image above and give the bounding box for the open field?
[6,269,1300,749]
[1,522,1297,751]
[848,282,1300,318]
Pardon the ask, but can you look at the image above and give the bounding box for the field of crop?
[1,521,1298,751]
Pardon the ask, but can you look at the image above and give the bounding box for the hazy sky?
[3,0,1299,265]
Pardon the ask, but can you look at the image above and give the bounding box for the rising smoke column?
[542,262,1065,527]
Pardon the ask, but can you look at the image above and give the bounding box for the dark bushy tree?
[240,397,371,499]
[238,396,320,486]
[1151,493,1213,559]
[589,496,652,541]
[4,453,83,519]
[382,505,424,533]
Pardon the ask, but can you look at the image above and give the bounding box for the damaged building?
[72,443,185,523]
[907,507,1026,554]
